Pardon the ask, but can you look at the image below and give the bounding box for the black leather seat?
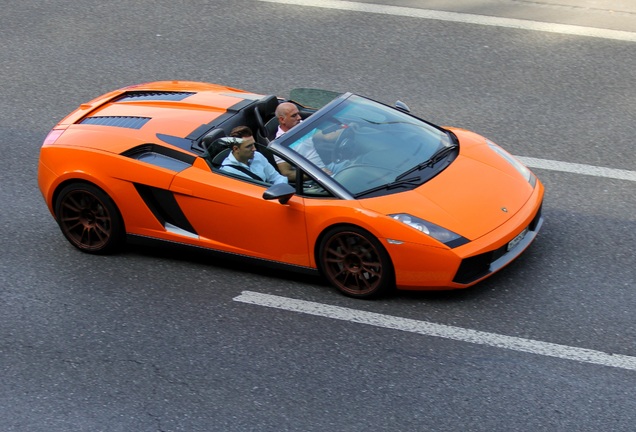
[211,148,232,166]
[201,129,226,159]
[253,95,279,143]
[201,131,239,169]
[264,117,279,141]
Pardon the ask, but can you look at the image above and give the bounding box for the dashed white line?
[258,0,636,42]
[258,0,636,181]
[234,290,636,372]
[517,156,636,182]
[244,0,636,374]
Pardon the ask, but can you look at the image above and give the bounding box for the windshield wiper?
[355,176,424,198]
[394,144,458,181]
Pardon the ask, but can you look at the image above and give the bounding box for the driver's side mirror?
[263,183,296,204]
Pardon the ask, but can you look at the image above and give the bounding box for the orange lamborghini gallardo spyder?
[38,81,544,298]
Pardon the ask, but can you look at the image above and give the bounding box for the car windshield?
[276,94,454,197]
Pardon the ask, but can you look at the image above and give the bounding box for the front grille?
[80,116,151,129]
[529,203,543,231]
[453,252,493,284]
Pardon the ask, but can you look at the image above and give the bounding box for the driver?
[273,102,345,181]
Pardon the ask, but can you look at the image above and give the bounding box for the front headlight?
[487,139,536,187]
[390,213,468,248]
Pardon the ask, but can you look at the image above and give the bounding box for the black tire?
[318,226,394,299]
[54,183,125,254]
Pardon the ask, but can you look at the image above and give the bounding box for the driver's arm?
[277,161,297,182]
[278,161,331,181]
[314,125,346,142]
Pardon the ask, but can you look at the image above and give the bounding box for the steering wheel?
[332,126,356,162]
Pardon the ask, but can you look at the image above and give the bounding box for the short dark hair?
[230,125,253,138]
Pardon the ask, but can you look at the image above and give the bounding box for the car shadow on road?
[124,238,527,303]
[125,240,327,286]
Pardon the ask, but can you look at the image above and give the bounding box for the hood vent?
[80,116,151,129]
[115,91,196,102]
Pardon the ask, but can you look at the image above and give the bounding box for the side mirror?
[263,183,296,204]
[395,100,411,113]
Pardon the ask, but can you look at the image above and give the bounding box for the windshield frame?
[268,92,456,199]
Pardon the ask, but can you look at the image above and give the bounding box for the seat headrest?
[255,95,279,117]
[204,137,243,160]
[201,129,226,156]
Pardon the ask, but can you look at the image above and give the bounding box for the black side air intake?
[133,184,197,236]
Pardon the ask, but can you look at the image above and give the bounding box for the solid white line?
[234,291,636,372]
[258,0,636,42]
[517,156,636,182]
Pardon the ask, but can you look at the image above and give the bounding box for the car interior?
[193,93,338,199]
[198,93,317,175]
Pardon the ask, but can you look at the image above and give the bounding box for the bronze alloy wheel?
[319,226,393,298]
[55,183,124,254]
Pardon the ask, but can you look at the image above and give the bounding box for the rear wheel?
[54,183,124,254]
[318,226,394,298]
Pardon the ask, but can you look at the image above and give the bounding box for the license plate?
[508,228,528,251]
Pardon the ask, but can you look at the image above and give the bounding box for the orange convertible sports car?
[38,81,544,298]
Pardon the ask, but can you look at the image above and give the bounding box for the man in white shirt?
[273,102,333,181]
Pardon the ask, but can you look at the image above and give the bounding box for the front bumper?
[388,181,545,290]
[453,204,543,284]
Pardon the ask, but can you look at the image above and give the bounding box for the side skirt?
[126,234,320,276]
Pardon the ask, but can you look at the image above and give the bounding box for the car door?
[169,161,311,267]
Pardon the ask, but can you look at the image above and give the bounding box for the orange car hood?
[360,154,534,240]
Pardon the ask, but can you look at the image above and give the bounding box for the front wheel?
[318,226,394,298]
[54,183,125,254]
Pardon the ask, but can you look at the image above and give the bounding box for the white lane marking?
[234,291,636,372]
[258,0,636,42]
[517,156,636,182]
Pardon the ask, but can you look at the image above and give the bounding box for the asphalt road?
[1,1,635,431]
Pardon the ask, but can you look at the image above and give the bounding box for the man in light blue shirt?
[220,127,288,185]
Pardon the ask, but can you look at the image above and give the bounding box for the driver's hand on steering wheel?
[321,123,353,142]
[338,122,360,134]
[323,127,344,142]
